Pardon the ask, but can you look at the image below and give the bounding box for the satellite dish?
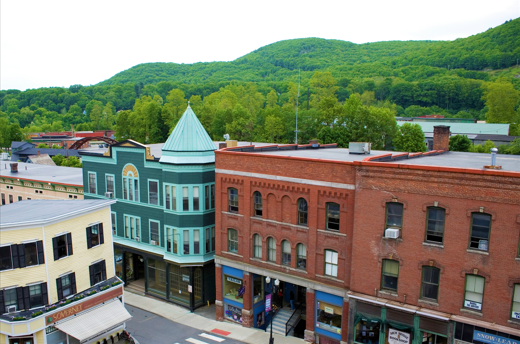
[223,134,230,140]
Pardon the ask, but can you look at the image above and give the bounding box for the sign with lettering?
[183,275,190,282]
[388,329,411,344]
[464,300,482,310]
[325,306,334,314]
[265,294,272,312]
[474,330,520,344]
[512,311,520,320]
[45,286,123,325]
[227,276,242,285]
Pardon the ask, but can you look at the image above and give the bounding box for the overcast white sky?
[1,0,519,91]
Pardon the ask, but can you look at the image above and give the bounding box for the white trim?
[54,231,70,237]
[26,280,43,286]
[0,242,13,247]
[91,258,105,264]
[416,310,450,321]
[384,303,416,313]
[216,168,356,190]
[59,270,73,277]
[348,294,387,306]
[88,221,101,227]
[21,239,39,244]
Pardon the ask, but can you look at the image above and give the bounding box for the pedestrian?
[278,288,283,308]
[290,290,295,310]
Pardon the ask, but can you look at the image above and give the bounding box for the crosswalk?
[176,332,228,344]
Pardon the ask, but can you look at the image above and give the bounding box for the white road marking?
[199,333,226,342]
[186,338,210,344]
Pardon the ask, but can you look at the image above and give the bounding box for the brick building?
[213,132,520,344]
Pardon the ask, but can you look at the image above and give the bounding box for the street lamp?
[266,277,280,344]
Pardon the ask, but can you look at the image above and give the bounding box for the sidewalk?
[123,291,308,344]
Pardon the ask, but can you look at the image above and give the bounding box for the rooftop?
[0,199,115,228]
[0,162,83,186]
[397,122,510,135]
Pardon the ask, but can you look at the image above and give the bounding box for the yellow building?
[0,199,131,344]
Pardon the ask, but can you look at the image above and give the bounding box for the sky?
[1,0,519,91]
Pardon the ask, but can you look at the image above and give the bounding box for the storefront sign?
[388,329,411,344]
[183,274,190,282]
[224,304,242,323]
[512,311,520,319]
[227,276,242,285]
[265,294,272,312]
[474,331,520,344]
[188,285,192,293]
[325,306,334,314]
[464,300,482,310]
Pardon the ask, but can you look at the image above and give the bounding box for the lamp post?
[266,277,280,344]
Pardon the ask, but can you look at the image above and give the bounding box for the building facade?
[0,199,129,344]
[213,138,520,344]
[80,106,217,311]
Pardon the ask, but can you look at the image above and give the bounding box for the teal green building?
[80,106,216,311]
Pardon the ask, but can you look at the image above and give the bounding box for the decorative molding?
[145,147,155,161]
[222,177,244,185]
[466,207,496,220]
[250,180,310,196]
[317,229,347,238]
[378,253,404,266]
[381,198,408,209]
[508,277,520,288]
[466,249,489,256]
[422,202,450,215]
[460,268,491,282]
[417,259,445,274]
[122,164,139,177]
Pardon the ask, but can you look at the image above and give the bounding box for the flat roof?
[397,122,510,135]
[0,162,83,186]
[237,148,520,173]
[0,199,115,227]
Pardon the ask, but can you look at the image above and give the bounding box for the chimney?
[433,126,450,151]
[10,163,18,173]
[38,150,41,156]
[218,143,227,150]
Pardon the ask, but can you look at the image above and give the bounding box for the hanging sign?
[265,294,272,312]
[388,329,411,344]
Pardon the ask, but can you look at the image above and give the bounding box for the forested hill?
[99,18,520,86]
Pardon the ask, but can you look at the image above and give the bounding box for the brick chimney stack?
[433,125,450,151]
[10,163,18,173]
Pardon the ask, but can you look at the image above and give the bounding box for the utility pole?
[295,69,300,144]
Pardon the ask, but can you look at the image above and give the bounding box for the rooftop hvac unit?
[104,192,113,198]
[150,240,157,246]
[6,305,17,313]
[385,228,400,239]
[349,142,371,154]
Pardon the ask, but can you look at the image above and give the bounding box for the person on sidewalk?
[290,290,295,310]
[278,289,283,308]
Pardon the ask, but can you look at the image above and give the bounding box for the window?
[122,166,139,201]
[27,197,31,200]
[3,288,18,312]
[57,272,76,300]
[325,250,338,277]
[17,196,22,202]
[282,240,291,265]
[211,227,215,252]
[464,275,484,311]
[89,260,107,286]
[254,191,262,217]
[166,227,173,253]
[253,234,262,258]
[205,185,210,210]
[173,228,178,254]
[326,202,340,231]
[266,237,276,262]
[298,198,308,225]
[193,186,199,211]
[149,180,159,205]
[381,259,399,291]
[386,202,403,229]
[9,194,13,203]
[421,266,440,301]
[206,227,211,253]
[426,207,445,243]
[183,187,189,211]
[228,229,238,253]
[1,193,4,205]
[165,185,177,211]
[297,244,307,269]
[88,172,96,194]
[19,241,44,267]
[111,212,117,235]
[0,245,15,271]
[194,230,200,254]
[512,284,520,320]
[228,188,238,213]
[211,184,215,209]
[53,233,72,260]
[106,175,114,194]
[469,213,491,251]
[124,215,140,240]
[150,221,159,245]
[86,223,104,249]
[28,284,44,308]
[253,275,264,304]
[183,230,190,254]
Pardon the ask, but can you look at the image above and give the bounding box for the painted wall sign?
[265,294,272,312]
[464,300,482,310]
[474,330,520,344]
[227,276,242,285]
[388,329,411,344]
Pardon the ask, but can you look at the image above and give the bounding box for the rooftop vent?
[484,147,502,170]
[349,142,371,154]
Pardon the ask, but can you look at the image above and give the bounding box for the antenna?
[295,69,301,144]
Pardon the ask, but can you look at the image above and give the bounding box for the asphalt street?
[125,305,247,344]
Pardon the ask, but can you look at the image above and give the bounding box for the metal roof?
[397,122,510,135]
[0,161,83,186]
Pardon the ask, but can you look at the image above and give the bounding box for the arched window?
[267,237,276,262]
[253,191,263,217]
[325,250,338,277]
[326,202,340,231]
[253,234,262,258]
[228,188,238,213]
[297,198,308,225]
[122,164,139,201]
[228,229,238,253]
[282,240,291,265]
[297,244,306,270]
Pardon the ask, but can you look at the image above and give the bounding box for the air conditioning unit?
[104,192,113,198]
[6,305,17,313]
[385,228,400,239]
[135,237,140,242]
[349,142,371,155]
[150,240,157,246]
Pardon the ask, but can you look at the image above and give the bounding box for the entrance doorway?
[124,252,145,283]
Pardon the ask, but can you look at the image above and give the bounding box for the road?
[124,305,246,344]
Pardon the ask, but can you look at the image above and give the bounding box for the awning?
[55,300,132,342]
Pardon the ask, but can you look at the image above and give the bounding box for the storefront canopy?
[55,300,132,342]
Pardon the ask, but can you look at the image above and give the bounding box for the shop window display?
[317,301,342,334]
[253,275,264,304]
[422,332,447,344]
[169,264,190,305]
[224,274,244,304]
[148,258,167,296]
[355,319,381,344]
[225,303,243,323]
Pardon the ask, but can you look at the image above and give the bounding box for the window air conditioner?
[135,237,140,242]
[6,305,17,313]
[105,192,113,198]
[385,228,400,239]
[150,240,157,246]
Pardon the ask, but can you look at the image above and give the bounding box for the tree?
[482,79,520,126]
[264,115,284,142]
[51,144,61,149]
[37,143,49,148]
[393,123,427,152]
[162,89,187,128]
[0,117,10,148]
[449,135,471,152]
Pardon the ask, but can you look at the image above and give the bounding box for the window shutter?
[86,226,92,249]
[52,237,59,261]
[70,272,77,294]
[99,223,104,245]
[37,241,45,264]
[18,244,26,268]
[0,290,4,314]
[89,264,95,286]
[41,283,48,305]
[66,233,73,256]
[56,277,63,300]
[11,244,19,269]
[23,286,30,310]
[101,260,107,281]
[16,288,24,311]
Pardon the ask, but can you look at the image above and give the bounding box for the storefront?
[454,322,520,344]
[315,291,343,344]
[252,274,266,329]
[222,266,244,324]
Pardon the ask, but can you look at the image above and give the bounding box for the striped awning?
[55,300,132,342]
